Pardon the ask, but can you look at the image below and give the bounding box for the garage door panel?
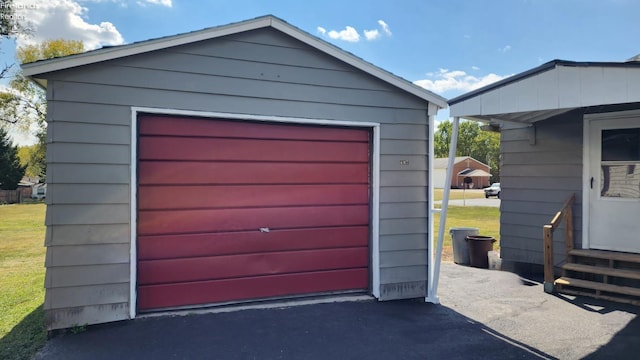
[138,205,369,236]
[137,115,371,311]
[138,184,369,210]
[138,162,369,185]
[139,116,370,142]
[138,247,368,285]
[139,137,368,162]
[137,268,369,310]
[138,226,369,260]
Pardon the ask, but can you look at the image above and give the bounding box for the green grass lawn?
[434,205,500,261]
[433,189,487,201]
[0,203,47,360]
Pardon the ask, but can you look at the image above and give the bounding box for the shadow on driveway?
[37,263,640,360]
[558,296,640,360]
[37,300,552,360]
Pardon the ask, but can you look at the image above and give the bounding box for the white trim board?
[582,115,590,252]
[129,106,382,318]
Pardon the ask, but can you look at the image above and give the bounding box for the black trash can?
[465,235,496,268]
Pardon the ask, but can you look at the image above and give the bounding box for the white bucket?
[488,250,502,270]
[449,227,479,265]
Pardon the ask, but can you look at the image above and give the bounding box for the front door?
[588,115,640,253]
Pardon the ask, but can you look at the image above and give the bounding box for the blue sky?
[3,0,640,143]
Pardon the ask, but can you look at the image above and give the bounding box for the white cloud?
[81,0,171,7]
[318,20,391,43]
[364,29,379,41]
[137,0,172,7]
[499,45,512,53]
[4,125,37,145]
[0,84,40,146]
[471,66,480,70]
[378,20,391,36]
[77,0,125,4]
[364,20,391,41]
[413,68,511,95]
[328,26,360,42]
[15,0,124,50]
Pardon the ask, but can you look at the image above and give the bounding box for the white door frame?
[582,108,640,251]
[129,107,381,319]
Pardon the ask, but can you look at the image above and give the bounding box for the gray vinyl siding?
[499,110,583,266]
[42,28,432,329]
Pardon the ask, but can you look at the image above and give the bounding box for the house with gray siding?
[23,15,447,330]
[448,60,640,300]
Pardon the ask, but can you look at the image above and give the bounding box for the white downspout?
[426,116,460,303]
[426,105,438,303]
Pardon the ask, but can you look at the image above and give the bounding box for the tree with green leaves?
[18,140,45,179]
[434,120,452,158]
[1,39,85,181]
[434,119,501,182]
[1,0,35,80]
[0,127,25,189]
[1,39,84,126]
[474,128,501,181]
[0,0,12,37]
[0,0,33,38]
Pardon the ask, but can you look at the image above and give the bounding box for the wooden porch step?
[558,288,640,306]
[555,277,640,297]
[562,263,640,280]
[569,249,640,264]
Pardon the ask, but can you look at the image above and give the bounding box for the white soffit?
[449,61,640,123]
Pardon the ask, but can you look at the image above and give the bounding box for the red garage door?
[136,115,371,311]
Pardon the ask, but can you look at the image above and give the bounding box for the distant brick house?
[432,156,491,189]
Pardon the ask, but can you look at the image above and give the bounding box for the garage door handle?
[259,227,270,233]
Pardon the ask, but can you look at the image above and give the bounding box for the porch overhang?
[449,59,640,124]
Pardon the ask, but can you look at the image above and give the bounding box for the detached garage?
[23,15,447,330]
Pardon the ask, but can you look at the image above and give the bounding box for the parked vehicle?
[484,183,501,198]
[32,183,46,200]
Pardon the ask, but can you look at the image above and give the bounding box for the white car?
[484,183,501,198]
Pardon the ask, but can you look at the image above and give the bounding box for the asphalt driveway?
[36,263,639,360]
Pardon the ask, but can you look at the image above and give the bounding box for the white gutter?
[426,116,460,303]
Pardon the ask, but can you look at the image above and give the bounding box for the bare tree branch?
[0,63,14,80]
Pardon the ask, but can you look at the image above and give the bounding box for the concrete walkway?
[36,263,639,360]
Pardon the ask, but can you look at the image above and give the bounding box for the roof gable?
[22,15,447,109]
[449,60,640,123]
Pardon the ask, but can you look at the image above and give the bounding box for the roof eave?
[449,59,640,107]
[448,60,560,106]
[268,19,447,108]
[22,15,447,109]
[22,16,273,77]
